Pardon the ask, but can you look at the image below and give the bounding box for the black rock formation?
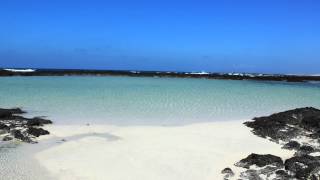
[27,127,50,137]
[235,153,283,169]
[221,167,234,179]
[0,107,52,143]
[223,107,320,179]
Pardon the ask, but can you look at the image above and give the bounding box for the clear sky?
[1,0,319,74]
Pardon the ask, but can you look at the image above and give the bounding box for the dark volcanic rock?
[226,107,320,179]
[240,169,262,180]
[301,115,320,131]
[244,107,320,142]
[282,141,301,150]
[275,169,291,179]
[12,130,32,143]
[221,167,234,179]
[0,107,52,143]
[0,108,25,118]
[2,135,13,141]
[27,117,52,126]
[235,153,283,169]
[0,123,9,132]
[27,127,49,137]
[298,145,315,155]
[285,155,320,179]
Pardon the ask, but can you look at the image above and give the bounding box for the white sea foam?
[189,71,209,75]
[4,68,36,72]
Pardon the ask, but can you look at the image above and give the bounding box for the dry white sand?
[35,121,294,180]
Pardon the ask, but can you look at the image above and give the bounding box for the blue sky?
[1,0,319,74]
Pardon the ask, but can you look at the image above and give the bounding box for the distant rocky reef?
[1,69,320,83]
[0,108,52,143]
[222,107,320,179]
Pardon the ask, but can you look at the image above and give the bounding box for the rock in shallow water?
[26,117,52,126]
[12,130,32,143]
[0,108,25,118]
[2,135,13,141]
[0,107,52,143]
[27,127,49,137]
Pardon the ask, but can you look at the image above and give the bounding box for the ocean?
[1,76,320,180]
[0,76,319,125]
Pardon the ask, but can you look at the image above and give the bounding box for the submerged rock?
[26,117,52,126]
[0,108,25,118]
[235,153,283,169]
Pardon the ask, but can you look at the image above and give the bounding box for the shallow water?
[0,76,320,179]
[0,76,320,125]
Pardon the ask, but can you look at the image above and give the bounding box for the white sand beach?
[35,120,294,180]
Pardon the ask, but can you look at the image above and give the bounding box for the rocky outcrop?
[0,107,52,143]
[244,107,320,143]
[222,107,320,179]
[221,167,234,179]
[1,69,320,83]
[27,127,50,137]
[235,154,283,169]
[285,155,320,179]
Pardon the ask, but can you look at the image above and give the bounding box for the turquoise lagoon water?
[1,76,320,180]
[0,76,320,125]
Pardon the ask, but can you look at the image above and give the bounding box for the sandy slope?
[35,121,293,180]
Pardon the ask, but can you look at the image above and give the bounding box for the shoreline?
[1,68,320,83]
[33,120,293,180]
[2,107,320,179]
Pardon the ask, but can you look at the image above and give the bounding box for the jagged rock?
[300,145,315,154]
[244,107,320,142]
[294,145,316,156]
[284,155,320,179]
[258,165,281,176]
[227,107,320,179]
[0,122,8,129]
[2,136,13,141]
[301,115,320,131]
[275,169,291,179]
[0,107,52,143]
[0,108,25,118]
[12,130,32,143]
[27,117,52,126]
[240,169,262,180]
[235,154,283,169]
[27,127,49,137]
[282,141,300,150]
[221,167,234,179]
[0,122,10,133]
